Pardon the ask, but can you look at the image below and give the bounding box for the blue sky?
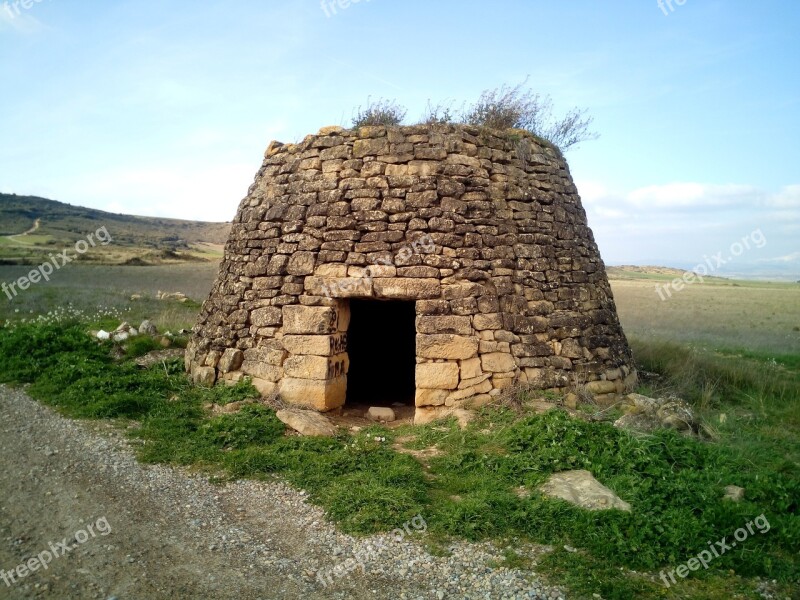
[1,0,798,275]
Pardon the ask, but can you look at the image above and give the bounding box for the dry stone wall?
[186,124,637,413]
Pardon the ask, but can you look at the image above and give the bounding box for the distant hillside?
[0,193,231,246]
[0,193,231,266]
[606,265,728,281]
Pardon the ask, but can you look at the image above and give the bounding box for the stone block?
[446,379,492,403]
[281,333,348,356]
[481,352,516,373]
[241,361,283,382]
[459,357,483,380]
[192,366,216,387]
[218,348,243,373]
[473,313,503,330]
[283,305,340,334]
[416,362,459,389]
[249,377,277,397]
[585,380,617,395]
[315,263,349,277]
[373,278,441,299]
[416,315,472,336]
[417,334,478,360]
[279,376,347,411]
[251,307,282,327]
[415,388,449,407]
[283,353,349,380]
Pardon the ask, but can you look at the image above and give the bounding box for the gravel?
[0,385,566,599]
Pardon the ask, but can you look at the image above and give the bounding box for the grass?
[0,266,798,598]
[0,316,798,599]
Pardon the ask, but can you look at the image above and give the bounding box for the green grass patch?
[0,320,798,599]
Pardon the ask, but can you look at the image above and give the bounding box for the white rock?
[276,409,337,437]
[539,469,631,512]
[367,407,396,422]
[96,330,110,340]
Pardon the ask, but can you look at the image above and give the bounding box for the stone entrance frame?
[186,123,637,415]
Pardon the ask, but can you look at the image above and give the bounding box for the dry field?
[610,276,800,355]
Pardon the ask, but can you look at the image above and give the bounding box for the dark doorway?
[346,299,416,406]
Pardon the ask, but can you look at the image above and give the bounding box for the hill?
[0,193,232,265]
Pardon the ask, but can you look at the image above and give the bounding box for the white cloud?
[626,183,759,210]
[56,162,257,222]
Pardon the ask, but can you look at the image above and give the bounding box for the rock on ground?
[276,409,338,437]
[539,470,631,512]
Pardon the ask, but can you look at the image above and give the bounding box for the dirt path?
[6,219,41,242]
[0,386,562,600]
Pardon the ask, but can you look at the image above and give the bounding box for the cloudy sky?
[1,1,797,276]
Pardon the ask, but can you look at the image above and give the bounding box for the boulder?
[367,406,396,422]
[276,409,337,437]
[723,485,745,502]
[539,470,631,512]
[139,319,158,336]
[614,394,697,435]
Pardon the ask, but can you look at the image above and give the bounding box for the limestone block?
[415,388,449,407]
[417,334,478,360]
[446,379,492,403]
[306,276,373,298]
[315,263,349,277]
[249,377,277,397]
[415,362,459,390]
[221,371,245,385]
[251,307,282,327]
[373,278,441,299]
[218,348,243,373]
[416,315,472,336]
[472,313,503,331]
[459,357,483,380]
[284,353,349,380]
[279,376,347,411]
[205,350,221,368]
[481,352,516,373]
[458,373,491,389]
[561,338,584,359]
[492,375,516,390]
[283,305,340,334]
[353,137,389,158]
[585,380,617,395]
[286,252,316,275]
[241,361,283,382]
[192,366,216,387]
[281,333,348,356]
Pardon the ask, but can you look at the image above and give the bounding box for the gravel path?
[0,385,565,599]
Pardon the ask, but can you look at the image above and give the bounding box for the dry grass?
[609,276,800,354]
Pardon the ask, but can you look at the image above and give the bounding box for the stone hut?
[186,124,636,416]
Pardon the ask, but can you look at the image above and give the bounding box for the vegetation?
[352,81,599,151]
[0,193,229,266]
[351,98,408,127]
[0,313,797,599]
